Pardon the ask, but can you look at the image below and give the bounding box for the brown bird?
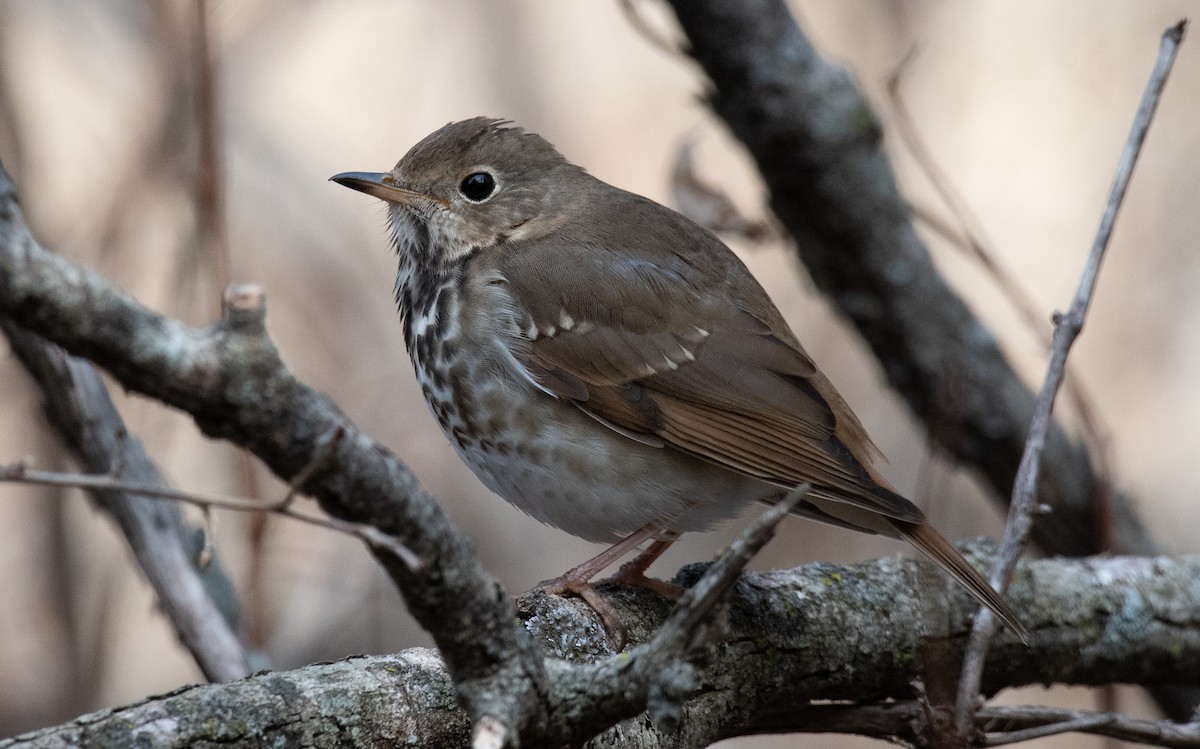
[332,117,1026,642]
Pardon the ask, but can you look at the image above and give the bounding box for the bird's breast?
[405,274,531,450]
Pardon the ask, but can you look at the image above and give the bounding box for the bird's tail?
[891,518,1029,643]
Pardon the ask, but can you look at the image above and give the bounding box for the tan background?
[0,1,1196,746]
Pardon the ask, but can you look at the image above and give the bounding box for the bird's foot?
[535,572,629,648]
[533,524,681,647]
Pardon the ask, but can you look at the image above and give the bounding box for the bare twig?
[192,0,230,289]
[0,458,423,573]
[955,19,1188,737]
[637,484,808,732]
[886,49,1051,343]
[978,705,1200,747]
[671,136,771,241]
[278,424,346,511]
[981,712,1117,746]
[1,463,281,511]
[654,484,808,641]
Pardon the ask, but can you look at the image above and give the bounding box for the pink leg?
[537,520,663,589]
[535,521,676,646]
[605,530,684,598]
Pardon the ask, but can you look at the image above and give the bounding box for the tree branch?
[3,552,1197,748]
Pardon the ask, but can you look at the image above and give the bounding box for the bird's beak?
[330,171,429,206]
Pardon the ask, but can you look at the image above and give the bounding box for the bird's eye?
[459,172,496,202]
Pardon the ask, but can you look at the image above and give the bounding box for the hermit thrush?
[332,117,1025,641]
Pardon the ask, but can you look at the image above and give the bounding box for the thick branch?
[4,552,1198,748]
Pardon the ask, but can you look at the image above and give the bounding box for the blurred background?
[0,1,1196,746]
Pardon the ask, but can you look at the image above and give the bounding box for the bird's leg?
[538,521,663,589]
[535,520,672,646]
[604,530,683,598]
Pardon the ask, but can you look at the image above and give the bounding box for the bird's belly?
[413,341,759,543]
[452,406,760,543]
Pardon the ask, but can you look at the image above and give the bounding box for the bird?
[331,117,1026,643]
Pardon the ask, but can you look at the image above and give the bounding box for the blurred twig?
[40,449,106,717]
[671,136,771,241]
[955,19,1188,739]
[0,435,423,573]
[0,322,250,682]
[193,0,230,291]
[619,0,685,57]
[189,0,278,653]
[887,47,1116,526]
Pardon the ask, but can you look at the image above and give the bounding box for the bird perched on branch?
[333,117,1026,643]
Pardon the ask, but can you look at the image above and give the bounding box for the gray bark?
[3,553,1197,748]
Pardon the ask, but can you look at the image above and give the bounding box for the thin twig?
[978,705,1200,748]
[0,460,424,572]
[746,701,1200,746]
[886,49,1049,341]
[981,713,1117,746]
[193,0,229,290]
[279,425,346,511]
[1,463,275,510]
[653,484,808,641]
[888,48,1115,493]
[955,19,1188,738]
[671,136,771,241]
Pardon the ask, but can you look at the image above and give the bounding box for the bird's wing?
[492,235,922,524]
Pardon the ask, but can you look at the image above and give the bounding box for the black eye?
[459,172,496,202]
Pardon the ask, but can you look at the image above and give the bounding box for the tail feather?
[892,518,1029,643]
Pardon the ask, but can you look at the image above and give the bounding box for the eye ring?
[459,171,496,202]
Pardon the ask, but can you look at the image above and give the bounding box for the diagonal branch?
[1,323,249,682]
[664,0,1198,722]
